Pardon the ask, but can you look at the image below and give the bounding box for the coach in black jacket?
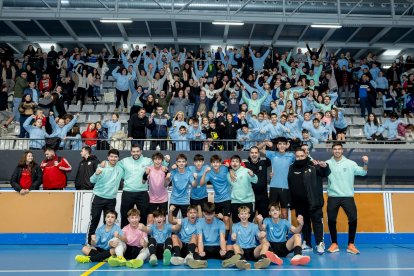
[75,146,99,190]
[288,147,330,253]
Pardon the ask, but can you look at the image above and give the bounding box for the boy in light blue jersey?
[257,203,310,266]
[168,205,207,268]
[231,206,272,270]
[193,203,242,268]
[167,154,196,219]
[87,149,124,245]
[188,154,209,209]
[169,126,193,151]
[259,137,295,219]
[76,210,126,264]
[139,209,180,266]
[200,155,232,236]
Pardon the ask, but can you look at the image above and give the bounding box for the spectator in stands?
[75,146,99,190]
[18,93,37,138]
[364,113,383,140]
[95,121,109,150]
[38,72,53,92]
[52,86,67,117]
[12,70,28,123]
[38,90,54,133]
[112,66,137,113]
[0,84,14,129]
[148,106,172,150]
[331,108,348,141]
[48,111,78,149]
[358,74,374,117]
[23,115,48,150]
[40,147,72,190]
[2,59,16,95]
[103,113,121,140]
[23,81,40,104]
[10,151,42,195]
[170,89,190,116]
[128,108,151,149]
[81,123,98,149]
[65,124,82,150]
[75,64,89,106]
[140,91,157,115]
[380,112,401,141]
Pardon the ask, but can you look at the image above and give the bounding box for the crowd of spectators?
[1,41,414,151]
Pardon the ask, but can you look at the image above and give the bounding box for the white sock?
[137,248,150,260]
[114,239,125,257]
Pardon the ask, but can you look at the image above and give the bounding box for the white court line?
[1,268,414,272]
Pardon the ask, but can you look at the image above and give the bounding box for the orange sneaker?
[265,251,283,265]
[327,243,340,253]
[290,255,311,266]
[347,243,360,255]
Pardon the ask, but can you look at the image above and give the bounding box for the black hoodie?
[75,155,99,190]
[243,156,271,198]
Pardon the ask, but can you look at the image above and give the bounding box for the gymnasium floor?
[0,244,414,275]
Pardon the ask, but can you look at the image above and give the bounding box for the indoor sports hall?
[1,0,414,275]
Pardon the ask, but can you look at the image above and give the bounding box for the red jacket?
[41,155,72,189]
[81,124,98,146]
[38,77,52,92]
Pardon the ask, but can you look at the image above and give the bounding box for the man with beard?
[243,146,271,217]
[288,147,330,254]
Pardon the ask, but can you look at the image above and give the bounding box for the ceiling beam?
[297,25,309,43]
[354,48,367,60]
[1,35,413,49]
[171,21,179,50]
[399,2,414,18]
[33,20,52,39]
[4,21,27,40]
[248,24,255,43]
[345,27,362,43]
[322,28,338,43]
[346,0,364,16]
[152,0,166,11]
[96,0,110,11]
[271,24,284,45]
[290,0,308,16]
[369,27,392,46]
[60,20,78,40]
[234,0,252,15]
[117,23,128,41]
[145,21,152,39]
[334,48,342,55]
[177,0,194,13]
[393,28,414,44]
[90,20,102,39]
[40,0,52,9]
[199,22,202,41]
[104,43,113,56]
[6,42,21,55]
[223,25,229,44]
[2,9,414,27]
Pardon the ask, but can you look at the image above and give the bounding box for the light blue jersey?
[170,169,194,205]
[179,217,198,243]
[266,151,295,189]
[204,166,231,203]
[148,224,173,244]
[232,222,259,249]
[95,224,124,250]
[263,218,291,243]
[188,165,208,200]
[196,218,225,246]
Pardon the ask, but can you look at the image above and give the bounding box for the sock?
[164,237,173,251]
[137,248,150,260]
[172,246,181,257]
[293,246,302,256]
[187,243,196,254]
[148,237,157,255]
[115,243,124,257]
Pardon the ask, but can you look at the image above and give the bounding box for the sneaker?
[347,244,360,255]
[126,259,144,269]
[254,258,271,269]
[184,253,194,264]
[171,256,185,266]
[123,107,128,113]
[114,108,119,113]
[236,260,251,270]
[316,242,325,255]
[290,255,311,266]
[327,243,340,253]
[149,254,158,266]
[187,259,208,269]
[108,256,126,267]
[302,241,312,251]
[265,251,283,265]
[222,254,241,268]
[75,255,91,263]
[163,249,172,265]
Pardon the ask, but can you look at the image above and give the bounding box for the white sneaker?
[316,242,325,254]
[302,241,312,251]
[77,100,81,105]
[171,256,185,266]
[184,253,194,264]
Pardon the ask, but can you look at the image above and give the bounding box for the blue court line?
[1,233,414,245]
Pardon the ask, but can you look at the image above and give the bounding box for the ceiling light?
[311,24,342,28]
[212,21,244,26]
[382,49,401,56]
[100,19,132,23]
[2,18,31,21]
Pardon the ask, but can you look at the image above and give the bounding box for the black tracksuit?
[243,157,271,217]
[75,155,99,190]
[288,158,331,246]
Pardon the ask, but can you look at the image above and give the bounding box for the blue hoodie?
[112,68,136,91]
[23,116,48,149]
